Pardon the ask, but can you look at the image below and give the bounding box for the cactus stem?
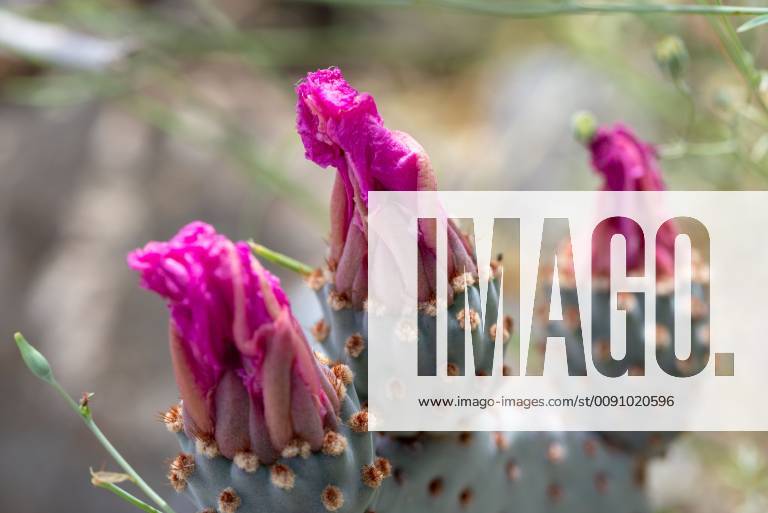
[13,333,177,513]
[247,241,314,277]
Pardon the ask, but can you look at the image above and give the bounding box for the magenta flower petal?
[128,222,339,462]
[296,67,476,305]
[589,124,677,276]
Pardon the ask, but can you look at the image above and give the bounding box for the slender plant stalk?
[249,241,315,276]
[92,480,164,513]
[297,0,768,17]
[13,333,177,513]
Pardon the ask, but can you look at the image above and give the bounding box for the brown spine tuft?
[160,404,183,433]
[270,463,295,490]
[321,485,344,511]
[322,431,348,456]
[374,457,392,478]
[332,364,354,385]
[234,451,259,473]
[344,334,366,358]
[347,410,368,433]
[361,464,384,488]
[218,487,241,513]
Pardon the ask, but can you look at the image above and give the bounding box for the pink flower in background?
[128,222,339,462]
[296,67,476,305]
[589,124,676,276]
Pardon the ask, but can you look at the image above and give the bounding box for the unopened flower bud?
[588,124,676,277]
[654,36,688,81]
[295,67,476,306]
[129,222,340,463]
[571,110,597,145]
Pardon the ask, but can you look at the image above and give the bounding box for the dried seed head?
[281,439,311,459]
[347,411,368,433]
[195,437,220,459]
[311,319,330,342]
[374,457,392,478]
[361,464,384,488]
[328,291,350,311]
[305,268,326,290]
[270,464,295,490]
[345,334,365,358]
[170,453,195,480]
[322,431,348,456]
[456,309,480,331]
[233,451,259,473]
[332,364,354,385]
[218,487,241,513]
[321,485,344,511]
[160,404,183,433]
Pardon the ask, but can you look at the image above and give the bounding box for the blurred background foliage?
[2,1,768,512]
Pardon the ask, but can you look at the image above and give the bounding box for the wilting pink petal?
[589,124,677,276]
[296,67,476,305]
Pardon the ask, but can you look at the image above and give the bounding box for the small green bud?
[14,332,54,384]
[571,110,597,145]
[79,392,95,417]
[654,36,689,81]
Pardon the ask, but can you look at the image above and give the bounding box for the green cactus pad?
[171,388,378,513]
[372,431,649,513]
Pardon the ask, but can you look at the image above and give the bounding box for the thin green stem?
[658,139,738,159]
[93,481,164,513]
[48,379,177,513]
[249,241,314,276]
[297,0,768,17]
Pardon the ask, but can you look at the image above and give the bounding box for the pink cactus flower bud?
[589,124,676,277]
[128,222,339,462]
[296,67,476,306]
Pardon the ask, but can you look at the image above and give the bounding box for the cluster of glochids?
[129,67,703,513]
